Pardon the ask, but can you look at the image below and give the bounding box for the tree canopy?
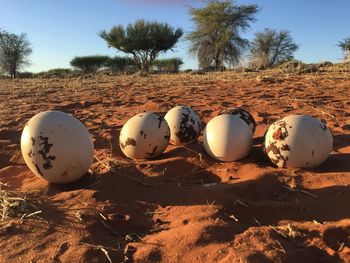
[186,0,258,70]
[0,29,32,78]
[338,37,350,62]
[99,20,183,73]
[70,55,110,73]
[249,28,298,68]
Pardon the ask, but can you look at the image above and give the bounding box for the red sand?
[0,70,349,262]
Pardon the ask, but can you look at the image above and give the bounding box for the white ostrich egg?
[21,111,94,184]
[119,112,170,159]
[164,106,202,145]
[264,115,333,168]
[219,107,256,133]
[203,114,253,162]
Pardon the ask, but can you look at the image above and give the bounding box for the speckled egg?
[203,114,253,162]
[21,111,94,184]
[164,106,202,145]
[119,112,170,159]
[264,115,333,168]
[219,107,256,133]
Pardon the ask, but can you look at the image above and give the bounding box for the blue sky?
[1,0,349,72]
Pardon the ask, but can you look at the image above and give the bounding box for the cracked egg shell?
[203,114,253,162]
[119,112,170,159]
[264,115,333,168]
[21,111,94,184]
[164,106,202,145]
[219,107,256,133]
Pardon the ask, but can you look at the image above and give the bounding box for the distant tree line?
[2,0,350,78]
[69,55,183,74]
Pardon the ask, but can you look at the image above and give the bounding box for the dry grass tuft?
[0,182,39,221]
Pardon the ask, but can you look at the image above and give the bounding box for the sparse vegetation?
[0,28,32,78]
[70,55,110,73]
[338,37,350,62]
[99,20,183,73]
[249,28,298,69]
[186,0,258,71]
[104,56,136,73]
[152,58,183,73]
[35,68,73,78]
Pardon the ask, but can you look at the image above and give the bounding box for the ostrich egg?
[203,114,253,162]
[164,106,202,145]
[119,112,170,159]
[21,111,94,184]
[264,115,333,168]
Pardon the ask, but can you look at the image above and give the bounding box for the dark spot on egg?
[61,170,69,178]
[272,121,289,140]
[27,149,34,158]
[220,107,256,133]
[34,163,44,177]
[37,134,56,170]
[320,123,328,131]
[120,138,137,149]
[157,115,163,129]
[280,144,290,151]
[146,146,158,157]
[174,111,199,144]
[265,142,288,168]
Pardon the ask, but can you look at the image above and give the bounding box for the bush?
[70,55,110,73]
[105,56,136,73]
[316,61,333,67]
[35,68,73,78]
[151,58,183,73]
[277,60,318,74]
[17,71,34,78]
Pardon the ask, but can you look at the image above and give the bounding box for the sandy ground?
[0,68,349,262]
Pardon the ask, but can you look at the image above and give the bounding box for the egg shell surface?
[119,112,170,159]
[164,106,202,145]
[264,115,333,168]
[203,114,253,162]
[219,107,256,133]
[21,111,94,184]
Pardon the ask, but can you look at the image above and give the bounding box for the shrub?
[35,68,73,78]
[70,55,110,73]
[105,56,136,73]
[152,58,183,73]
[17,71,34,78]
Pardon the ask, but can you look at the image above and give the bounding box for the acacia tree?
[249,28,298,68]
[186,0,258,70]
[0,29,32,78]
[338,37,350,62]
[70,55,110,73]
[99,20,183,73]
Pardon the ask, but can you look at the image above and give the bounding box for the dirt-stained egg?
[219,107,256,133]
[164,106,202,145]
[119,112,170,159]
[21,111,94,184]
[264,115,333,168]
[203,114,253,162]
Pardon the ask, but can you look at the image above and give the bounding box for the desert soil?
[0,68,349,262]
